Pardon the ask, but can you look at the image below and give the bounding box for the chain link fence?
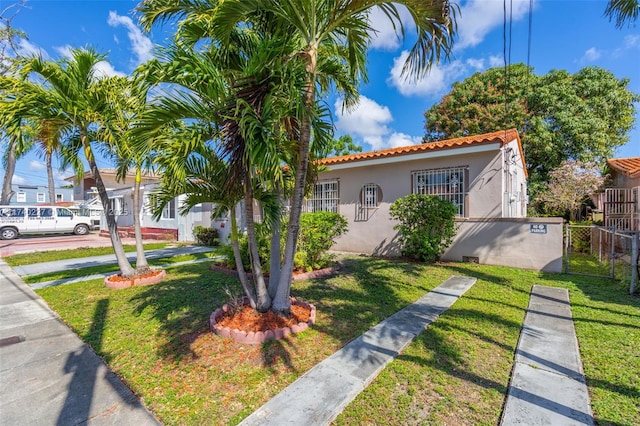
[564,224,638,294]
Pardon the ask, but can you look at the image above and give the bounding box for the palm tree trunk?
[1,139,17,204]
[272,57,317,315]
[244,173,271,312]
[46,153,56,205]
[230,208,257,309]
[268,190,282,299]
[133,167,150,273]
[83,134,136,278]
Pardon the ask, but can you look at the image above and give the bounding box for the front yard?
[24,255,639,425]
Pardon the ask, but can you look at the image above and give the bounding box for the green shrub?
[217,212,347,273]
[218,223,271,272]
[294,211,348,272]
[389,194,457,262]
[192,226,220,246]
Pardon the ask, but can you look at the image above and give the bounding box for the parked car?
[0,205,93,240]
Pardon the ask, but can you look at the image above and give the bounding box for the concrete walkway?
[500,285,594,425]
[12,245,215,277]
[0,260,161,425]
[240,275,477,426]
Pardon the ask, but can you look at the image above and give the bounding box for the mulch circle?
[210,297,316,345]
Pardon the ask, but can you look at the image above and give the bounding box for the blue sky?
[4,0,639,187]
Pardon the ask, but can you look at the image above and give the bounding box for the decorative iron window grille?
[306,180,339,213]
[412,166,467,217]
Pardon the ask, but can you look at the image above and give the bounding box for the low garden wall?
[442,217,563,272]
[334,217,563,272]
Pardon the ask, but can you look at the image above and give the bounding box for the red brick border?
[104,269,166,289]
[209,297,316,345]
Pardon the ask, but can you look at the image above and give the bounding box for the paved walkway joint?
[500,285,594,426]
[240,275,477,426]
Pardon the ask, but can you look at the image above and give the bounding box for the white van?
[0,205,93,240]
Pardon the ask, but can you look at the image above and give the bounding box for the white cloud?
[456,0,532,50]
[93,60,126,77]
[335,96,392,151]
[107,11,154,64]
[29,160,46,172]
[624,34,640,49]
[54,45,73,59]
[489,55,504,67]
[387,50,466,97]
[11,174,26,185]
[367,5,415,51]
[334,95,422,151]
[18,39,48,59]
[54,44,125,77]
[466,57,485,70]
[387,132,422,148]
[582,47,602,62]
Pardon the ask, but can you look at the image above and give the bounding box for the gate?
[604,187,639,231]
[564,224,639,294]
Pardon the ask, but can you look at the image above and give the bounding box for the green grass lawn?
[32,257,639,425]
[3,242,178,267]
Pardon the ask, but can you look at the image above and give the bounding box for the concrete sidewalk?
[240,275,477,426]
[0,260,161,425]
[500,285,594,425]
[12,245,215,277]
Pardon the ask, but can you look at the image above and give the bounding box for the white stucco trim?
[325,142,502,170]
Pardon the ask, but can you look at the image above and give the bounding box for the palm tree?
[104,75,155,274]
[0,75,35,204]
[605,0,639,28]
[208,0,458,315]
[22,47,138,278]
[139,0,457,315]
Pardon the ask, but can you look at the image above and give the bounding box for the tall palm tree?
[104,75,155,274]
[0,75,35,204]
[22,47,137,277]
[139,0,457,315]
[605,0,639,28]
[208,0,458,314]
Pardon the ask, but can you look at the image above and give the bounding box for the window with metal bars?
[412,166,467,217]
[306,180,339,213]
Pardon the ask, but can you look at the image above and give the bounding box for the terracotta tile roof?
[318,129,521,166]
[607,157,640,178]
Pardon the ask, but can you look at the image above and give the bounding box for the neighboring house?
[7,184,74,205]
[100,182,217,242]
[311,129,563,272]
[594,157,640,231]
[66,169,163,234]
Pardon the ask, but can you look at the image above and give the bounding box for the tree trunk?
[1,139,17,205]
[272,49,317,315]
[46,153,55,205]
[83,133,136,277]
[132,167,150,273]
[268,190,282,298]
[244,173,271,312]
[230,208,256,309]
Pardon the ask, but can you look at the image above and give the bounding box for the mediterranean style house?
[307,129,563,272]
[593,157,640,231]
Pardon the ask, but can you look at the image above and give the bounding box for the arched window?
[360,183,382,208]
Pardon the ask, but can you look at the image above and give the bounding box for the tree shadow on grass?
[128,263,245,362]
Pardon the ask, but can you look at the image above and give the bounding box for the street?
[0,232,134,257]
